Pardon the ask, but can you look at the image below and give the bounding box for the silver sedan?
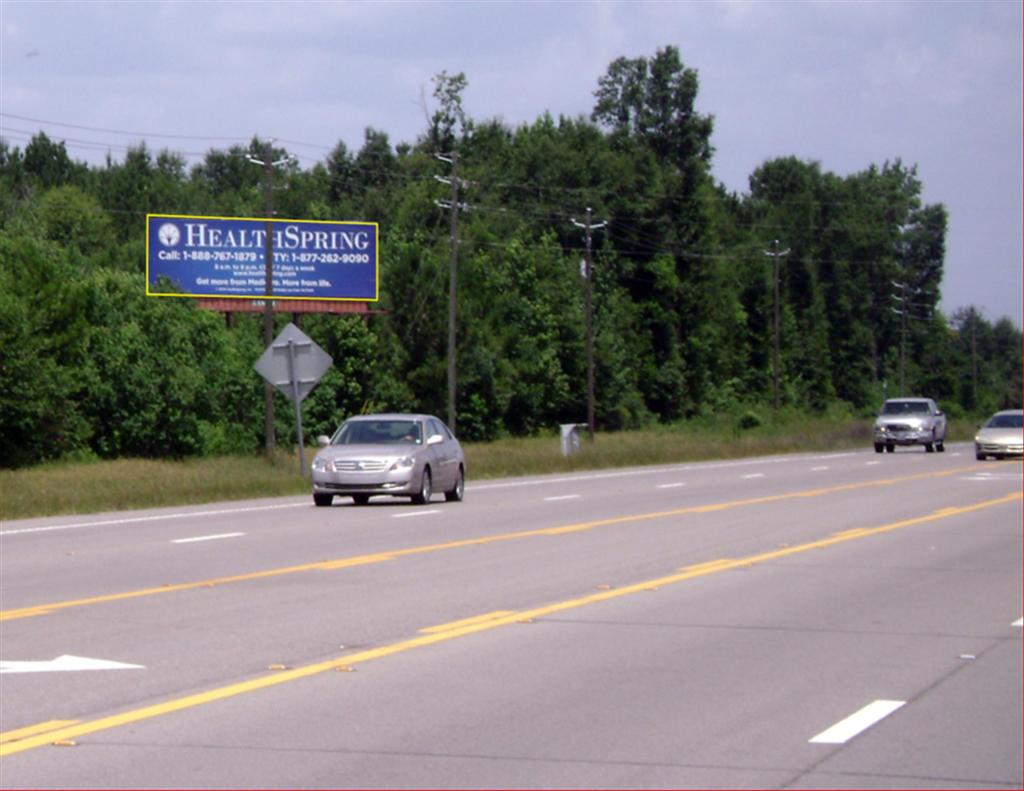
[311,414,465,506]
[974,409,1023,460]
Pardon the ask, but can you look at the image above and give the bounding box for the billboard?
[146,214,378,301]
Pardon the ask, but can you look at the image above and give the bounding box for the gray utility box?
[559,423,587,456]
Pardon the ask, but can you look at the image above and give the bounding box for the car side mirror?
[427,434,444,446]
[317,435,330,447]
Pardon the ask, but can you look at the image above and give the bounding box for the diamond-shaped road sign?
[254,323,332,474]
[254,322,333,405]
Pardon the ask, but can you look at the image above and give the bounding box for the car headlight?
[311,457,329,472]
[389,456,415,472]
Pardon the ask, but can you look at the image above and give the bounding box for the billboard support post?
[259,141,277,458]
[286,339,306,474]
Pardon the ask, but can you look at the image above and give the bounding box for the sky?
[1,0,1021,327]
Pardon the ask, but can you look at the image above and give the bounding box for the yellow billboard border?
[145,212,380,303]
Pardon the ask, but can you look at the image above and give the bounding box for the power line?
[2,113,959,216]
[0,112,328,151]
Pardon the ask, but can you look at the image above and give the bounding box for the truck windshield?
[881,401,929,415]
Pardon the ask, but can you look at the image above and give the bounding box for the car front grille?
[980,442,1023,454]
[329,460,389,472]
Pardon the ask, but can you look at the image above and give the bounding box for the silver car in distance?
[974,409,1023,460]
[311,414,465,506]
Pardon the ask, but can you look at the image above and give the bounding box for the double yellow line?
[1,470,1018,757]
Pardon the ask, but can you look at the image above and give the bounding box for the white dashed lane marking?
[810,700,906,744]
[171,533,245,544]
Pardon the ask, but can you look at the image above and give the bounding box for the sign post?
[253,323,333,475]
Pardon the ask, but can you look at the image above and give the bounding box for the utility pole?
[892,281,909,397]
[435,153,465,433]
[572,208,606,442]
[970,307,979,410]
[247,140,294,458]
[763,239,790,411]
[890,280,931,397]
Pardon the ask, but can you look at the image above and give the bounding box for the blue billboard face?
[146,214,378,301]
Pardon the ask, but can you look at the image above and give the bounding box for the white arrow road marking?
[0,655,145,674]
[810,699,905,744]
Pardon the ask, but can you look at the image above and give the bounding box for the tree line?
[1,46,1020,468]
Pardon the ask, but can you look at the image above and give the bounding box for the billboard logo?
[158,223,181,247]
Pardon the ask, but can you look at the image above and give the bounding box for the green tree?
[429,70,469,153]
[23,132,86,189]
[0,233,92,465]
[37,185,114,255]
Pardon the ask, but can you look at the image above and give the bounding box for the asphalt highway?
[1,445,1021,789]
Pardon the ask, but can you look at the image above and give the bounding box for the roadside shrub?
[737,410,763,431]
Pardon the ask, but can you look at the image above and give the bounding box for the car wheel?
[412,469,432,505]
[886,444,895,453]
[351,494,370,506]
[313,493,333,507]
[925,442,934,453]
[937,440,945,452]
[874,443,884,453]
[976,452,986,461]
[445,466,465,502]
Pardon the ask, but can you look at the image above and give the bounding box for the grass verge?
[1,417,976,522]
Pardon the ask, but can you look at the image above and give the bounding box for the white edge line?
[657,483,686,489]
[810,699,906,744]
[1,503,305,537]
[171,532,246,544]
[543,495,582,502]
[742,473,765,479]
[392,509,442,519]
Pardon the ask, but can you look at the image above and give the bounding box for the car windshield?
[986,413,1023,429]
[332,420,422,445]
[881,401,929,415]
